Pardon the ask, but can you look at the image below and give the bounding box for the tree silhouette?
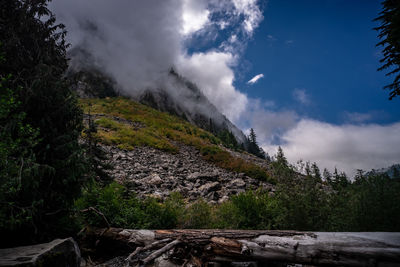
[375,0,400,100]
[247,128,265,159]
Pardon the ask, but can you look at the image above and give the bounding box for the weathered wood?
[84,228,400,266]
[141,239,181,266]
[126,238,172,262]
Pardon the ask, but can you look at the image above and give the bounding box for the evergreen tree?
[276,146,288,166]
[311,162,322,182]
[0,0,87,245]
[217,129,239,150]
[374,0,400,100]
[247,128,265,158]
[323,168,332,183]
[0,54,40,243]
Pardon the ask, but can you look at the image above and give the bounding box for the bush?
[215,190,275,229]
[75,182,143,228]
[141,192,185,229]
[182,199,213,229]
[75,183,185,229]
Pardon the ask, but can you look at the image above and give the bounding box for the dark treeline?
[75,149,400,232]
[0,0,88,247]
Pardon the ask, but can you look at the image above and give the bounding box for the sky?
[49,0,400,176]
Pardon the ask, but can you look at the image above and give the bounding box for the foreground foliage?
[0,0,87,247]
[375,0,400,100]
[76,160,400,232]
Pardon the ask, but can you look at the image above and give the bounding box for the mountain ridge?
[66,47,253,151]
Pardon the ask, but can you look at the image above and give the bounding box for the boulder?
[145,173,163,185]
[228,178,246,188]
[199,182,221,194]
[0,238,80,267]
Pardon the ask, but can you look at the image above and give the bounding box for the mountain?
[66,48,248,147]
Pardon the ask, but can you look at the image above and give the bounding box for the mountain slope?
[80,97,274,202]
[67,47,249,148]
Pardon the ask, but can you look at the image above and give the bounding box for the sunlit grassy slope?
[80,97,273,183]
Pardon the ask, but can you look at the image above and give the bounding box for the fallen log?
[83,228,400,266]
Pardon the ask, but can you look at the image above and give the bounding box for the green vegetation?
[0,0,87,247]
[247,128,266,159]
[75,159,400,232]
[200,146,271,181]
[375,0,400,100]
[80,97,273,183]
[216,129,240,150]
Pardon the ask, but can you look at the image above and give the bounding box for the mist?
[50,0,182,91]
[49,0,261,122]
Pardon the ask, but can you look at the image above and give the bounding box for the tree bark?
[83,228,400,266]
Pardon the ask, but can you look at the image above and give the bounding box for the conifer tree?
[375,0,400,100]
[0,0,87,245]
[247,128,265,158]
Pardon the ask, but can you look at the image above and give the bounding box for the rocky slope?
[100,142,274,203]
[79,97,274,203]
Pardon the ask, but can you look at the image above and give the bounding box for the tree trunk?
[83,228,400,266]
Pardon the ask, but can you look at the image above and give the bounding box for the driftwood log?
[84,228,400,266]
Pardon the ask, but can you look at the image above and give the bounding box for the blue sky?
[238,0,399,125]
[51,0,400,175]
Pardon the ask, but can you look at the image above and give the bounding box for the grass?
[80,97,273,183]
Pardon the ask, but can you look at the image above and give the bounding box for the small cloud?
[264,100,275,108]
[217,20,229,30]
[343,110,388,124]
[267,34,277,41]
[228,34,237,43]
[247,74,264,84]
[293,88,310,105]
[285,40,294,45]
[344,112,373,124]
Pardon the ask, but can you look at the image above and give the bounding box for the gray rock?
[145,173,163,185]
[0,238,80,267]
[99,142,274,202]
[199,182,221,194]
[229,178,246,188]
[187,172,201,180]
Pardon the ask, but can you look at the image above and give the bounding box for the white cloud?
[293,88,310,105]
[285,40,294,45]
[239,98,299,144]
[263,120,400,176]
[177,51,248,122]
[247,74,264,84]
[182,0,210,35]
[267,35,277,41]
[50,0,263,123]
[232,0,263,35]
[49,1,400,177]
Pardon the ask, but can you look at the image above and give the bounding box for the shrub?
[75,183,186,229]
[75,182,144,229]
[182,199,213,229]
[215,190,275,229]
